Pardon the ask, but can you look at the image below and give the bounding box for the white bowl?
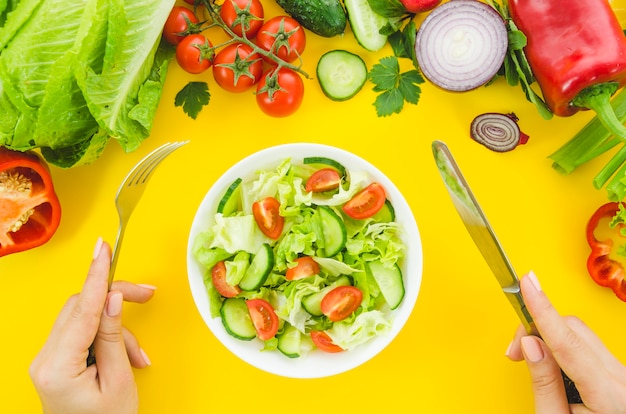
[186,143,423,378]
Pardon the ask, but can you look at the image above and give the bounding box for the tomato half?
[305,168,341,193]
[163,6,199,45]
[246,299,279,340]
[310,331,344,353]
[213,43,263,93]
[211,261,241,298]
[320,286,363,322]
[255,16,306,63]
[176,34,214,74]
[286,256,320,280]
[220,0,264,38]
[252,196,284,239]
[256,67,304,118]
[342,182,386,219]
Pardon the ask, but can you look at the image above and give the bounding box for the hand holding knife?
[432,140,581,404]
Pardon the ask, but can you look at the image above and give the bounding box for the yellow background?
[2,1,626,412]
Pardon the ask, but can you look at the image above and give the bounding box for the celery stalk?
[549,87,626,174]
[606,162,626,201]
[593,145,626,189]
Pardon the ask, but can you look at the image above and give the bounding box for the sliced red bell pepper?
[0,147,61,257]
[586,202,626,301]
[509,0,626,137]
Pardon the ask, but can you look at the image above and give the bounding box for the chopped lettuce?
[193,158,406,357]
[0,0,175,167]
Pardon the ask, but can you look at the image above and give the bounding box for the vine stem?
[198,0,310,78]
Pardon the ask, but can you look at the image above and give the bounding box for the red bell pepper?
[509,0,626,137]
[0,147,61,257]
[586,202,626,301]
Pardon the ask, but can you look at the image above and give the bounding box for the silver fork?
[107,140,189,287]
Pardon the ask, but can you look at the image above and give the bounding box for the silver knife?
[432,140,581,404]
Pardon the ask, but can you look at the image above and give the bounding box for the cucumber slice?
[303,156,346,177]
[317,50,367,101]
[217,178,243,215]
[302,276,351,316]
[318,206,347,257]
[220,298,256,340]
[372,199,395,222]
[366,260,405,310]
[239,243,274,291]
[277,324,302,358]
[344,0,389,52]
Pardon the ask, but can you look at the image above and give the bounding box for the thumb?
[94,291,133,387]
[521,335,570,414]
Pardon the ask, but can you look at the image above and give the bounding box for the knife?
[431,140,581,404]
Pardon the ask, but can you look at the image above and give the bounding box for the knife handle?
[562,370,582,404]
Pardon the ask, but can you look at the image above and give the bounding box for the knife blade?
[431,140,581,404]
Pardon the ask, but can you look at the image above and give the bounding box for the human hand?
[506,271,626,413]
[29,238,155,414]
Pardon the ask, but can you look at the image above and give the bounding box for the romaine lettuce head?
[0,0,175,167]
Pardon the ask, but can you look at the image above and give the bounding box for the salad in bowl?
[187,143,422,378]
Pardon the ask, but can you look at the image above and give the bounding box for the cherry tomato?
[256,67,304,118]
[320,286,363,322]
[255,16,306,63]
[246,299,279,340]
[252,196,284,239]
[310,331,344,353]
[183,0,195,3]
[163,6,199,45]
[220,0,264,38]
[305,168,342,193]
[286,256,320,281]
[176,34,214,74]
[342,182,386,219]
[213,43,263,93]
[211,261,241,298]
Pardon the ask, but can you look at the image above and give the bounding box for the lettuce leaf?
[0,0,175,167]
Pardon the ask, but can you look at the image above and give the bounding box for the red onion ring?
[470,112,529,152]
[415,0,508,92]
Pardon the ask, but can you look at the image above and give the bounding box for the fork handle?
[108,222,125,289]
[87,224,125,366]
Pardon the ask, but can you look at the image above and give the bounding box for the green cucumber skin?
[275,0,347,37]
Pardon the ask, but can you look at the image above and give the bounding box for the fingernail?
[521,336,545,363]
[106,292,123,317]
[505,340,513,357]
[140,348,152,366]
[137,284,157,291]
[526,270,542,292]
[93,237,104,260]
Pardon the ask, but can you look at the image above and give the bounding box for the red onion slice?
[415,0,508,92]
[470,112,529,152]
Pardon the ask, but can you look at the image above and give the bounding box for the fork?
[107,140,189,287]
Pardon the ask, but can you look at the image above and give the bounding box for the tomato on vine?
[163,6,199,45]
[255,16,306,63]
[176,34,215,74]
[213,43,263,93]
[220,0,264,38]
[256,67,304,117]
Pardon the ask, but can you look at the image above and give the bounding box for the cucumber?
[277,324,302,358]
[274,0,347,38]
[238,243,274,291]
[217,177,242,216]
[344,0,389,52]
[372,199,395,222]
[366,260,405,310]
[303,156,346,177]
[302,275,351,316]
[318,206,347,257]
[317,50,367,101]
[220,298,256,340]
